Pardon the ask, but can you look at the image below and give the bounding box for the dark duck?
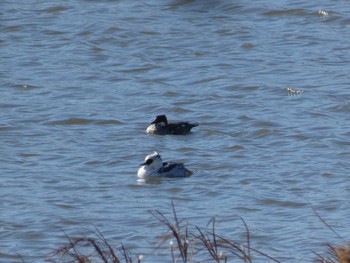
[146,115,198,135]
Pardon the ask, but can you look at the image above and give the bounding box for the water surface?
[1,0,350,262]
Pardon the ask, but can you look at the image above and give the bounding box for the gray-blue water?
[1,0,350,262]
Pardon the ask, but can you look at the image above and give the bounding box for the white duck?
[137,151,192,179]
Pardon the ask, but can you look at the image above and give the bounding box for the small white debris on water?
[287,88,304,95]
[319,10,329,16]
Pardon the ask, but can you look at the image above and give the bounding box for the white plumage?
[137,151,192,179]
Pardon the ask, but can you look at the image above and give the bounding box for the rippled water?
[1,0,350,262]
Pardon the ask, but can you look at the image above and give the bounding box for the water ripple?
[1,0,350,262]
[46,118,122,126]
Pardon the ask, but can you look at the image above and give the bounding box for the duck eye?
[145,159,153,165]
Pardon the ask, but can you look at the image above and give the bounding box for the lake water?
[1,0,349,262]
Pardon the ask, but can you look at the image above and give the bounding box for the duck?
[146,115,198,135]
[137,151,193,179]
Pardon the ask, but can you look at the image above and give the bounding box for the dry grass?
[150,202,281,263]
[313,207,349,263]
[150,203,192,262]
[48,204,348,263]
[314,243,350,263]
[49,228,142,263]
[330,244,350,263]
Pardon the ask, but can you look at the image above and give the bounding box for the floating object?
[137,151,192,179]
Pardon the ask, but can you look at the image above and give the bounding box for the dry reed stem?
[312,206,349,263]
[150,201,191,262]
[50,229,138,263]
[315,243,350,263]
[151,203,281,263]
[49,204,348,263]
[193,216,280,263]
[331,243,350,263]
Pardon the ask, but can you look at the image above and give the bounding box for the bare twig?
[150,202,190,262]
[312,207,344,242]
[94,227,120,263]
